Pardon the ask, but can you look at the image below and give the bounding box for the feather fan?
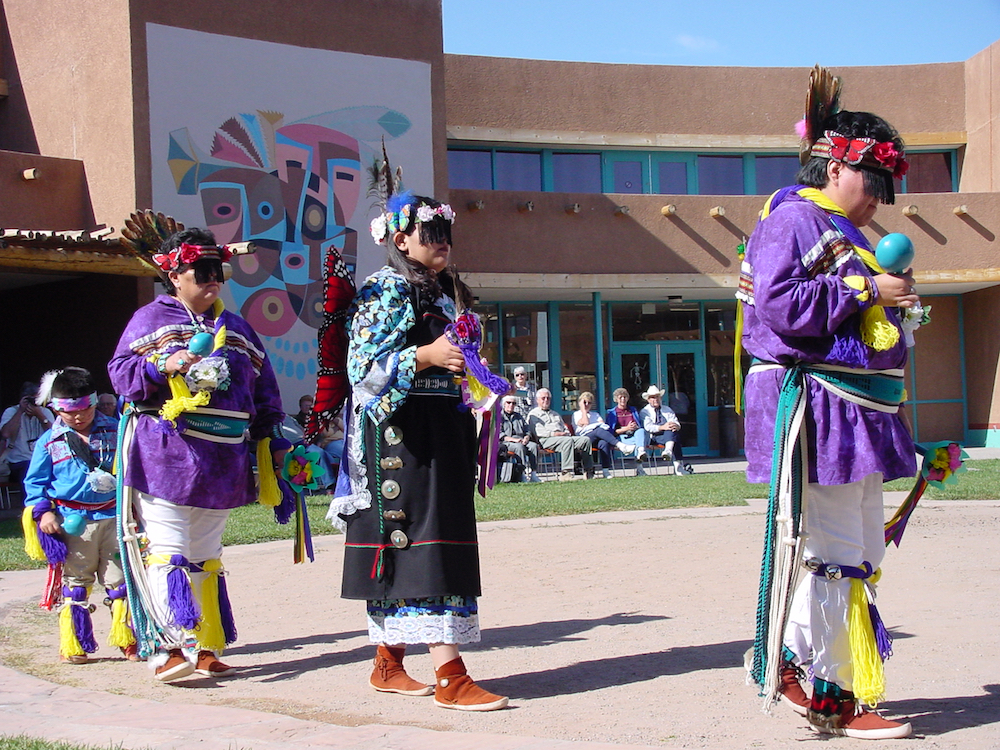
[119,209,185,283]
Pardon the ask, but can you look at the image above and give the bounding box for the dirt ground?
[2,498,1000,749]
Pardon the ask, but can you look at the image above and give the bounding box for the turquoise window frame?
[446,146,960,195]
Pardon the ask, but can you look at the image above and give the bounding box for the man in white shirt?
[1,382,55,506]
[639,385,691,475]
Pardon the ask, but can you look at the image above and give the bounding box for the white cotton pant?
[783,473,886,691]
[136,492,230,647]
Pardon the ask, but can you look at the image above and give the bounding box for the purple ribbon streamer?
[218,574,238,645]
[869,602,894,662]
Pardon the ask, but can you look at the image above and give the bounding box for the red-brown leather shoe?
[121,643,140,662]
[154,649,195,682]
[809,700,912,739]
[196,649,236,677]
[778,664,810,716]
[433,657,508,712]
[370,645,433,696]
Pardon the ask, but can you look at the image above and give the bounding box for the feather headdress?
[119,210,185,284]
[36,370,60,407]
[798,65,842,165]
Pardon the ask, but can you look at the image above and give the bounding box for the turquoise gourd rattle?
[61,513,86,536]
[875,233,914,274]
[188,332,214,357]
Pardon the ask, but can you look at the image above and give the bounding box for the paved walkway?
[1,451,999,749]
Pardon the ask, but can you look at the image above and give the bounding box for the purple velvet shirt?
[108,295,285,509]
[739,195,916,486]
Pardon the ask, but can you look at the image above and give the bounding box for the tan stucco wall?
[444,55,966,144]
[0,150,93,229]
[452,189,1000,282]
[964,285,1000,429]
[2,0,136,229]
[964,39,1000,192]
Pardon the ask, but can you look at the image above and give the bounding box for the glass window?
[755,156,800,195]
[905,152,953,193]
[657,161,688,194]
[553,152,602,193]
[613,161,643,194]
[704,302,746,408]
[610,302,700,343]
[447,150,492,190]
[501,303,548,394]
[495,151,542,191]
[478,304,500,366]
[698,156,744,195]
[558,304,598,412]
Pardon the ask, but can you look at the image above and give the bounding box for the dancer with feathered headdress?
[740,66,918,739]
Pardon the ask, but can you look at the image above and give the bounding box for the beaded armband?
[155,351,171,375]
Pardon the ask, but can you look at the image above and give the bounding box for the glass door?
[610,342,707,455]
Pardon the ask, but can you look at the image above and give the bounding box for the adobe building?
[1,0,998,457]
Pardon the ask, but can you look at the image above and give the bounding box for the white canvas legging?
[136,492,230,648]
[783,473,886,691]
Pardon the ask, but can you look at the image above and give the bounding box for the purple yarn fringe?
[166,554,200,630]
[274,480,296,525]
[828,331,869,369]
[105,582,127,600]
[218,575,238,645]
[39,531,67,565]
[66,585,98,653]
[869,602,894,662]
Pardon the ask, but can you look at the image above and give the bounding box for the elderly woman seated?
[571,391,636,478]
[605,388,651,467]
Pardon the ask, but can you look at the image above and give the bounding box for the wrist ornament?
[156,351,171,375]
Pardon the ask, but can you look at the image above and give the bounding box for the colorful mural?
[168,108,409,337]
[147,24,434,406]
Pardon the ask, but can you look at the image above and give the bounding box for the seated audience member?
[97,393,119,418]
[572,391,635,478]
[528,388,594,481]
[499,395,540,482]
[293,394,314,428]
[640,385,692,475]
[605,388,650,464]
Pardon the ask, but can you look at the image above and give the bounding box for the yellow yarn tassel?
[22,506,46,561]
[848,577,886,708]
[466,374,492,405]
[196,559,226,654]
[257,437,281,507]
[859,307,900,351]
[59,605,85,658]
[160,375,211,426]
[107,598,135,648]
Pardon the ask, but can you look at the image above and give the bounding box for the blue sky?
[442,1,1000,68]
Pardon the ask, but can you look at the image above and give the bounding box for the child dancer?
[22,367,136,664]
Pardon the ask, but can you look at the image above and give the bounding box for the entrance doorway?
[610,342,706,455]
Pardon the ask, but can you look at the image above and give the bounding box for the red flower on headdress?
[178,243,203,264]
[872,142,898,171]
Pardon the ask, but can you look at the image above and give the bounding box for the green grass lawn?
[2,459,997,573]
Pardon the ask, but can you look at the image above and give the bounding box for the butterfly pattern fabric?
[304,248,355,442]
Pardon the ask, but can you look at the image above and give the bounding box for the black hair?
[796,110,904,204]
[19,382,38,398]
[386,195,474,310]
[50,367,96,400]
[160,227,225,293]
